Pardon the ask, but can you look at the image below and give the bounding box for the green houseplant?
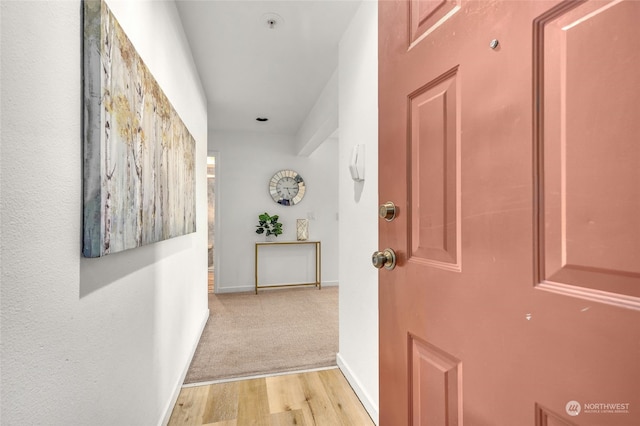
[255,212,283,237]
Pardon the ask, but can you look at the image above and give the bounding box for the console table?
[254,240,321,294]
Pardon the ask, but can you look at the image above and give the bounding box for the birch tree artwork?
[83,0,196,257]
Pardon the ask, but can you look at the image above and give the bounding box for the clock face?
[276,176,299,199]
[269,170,305,206]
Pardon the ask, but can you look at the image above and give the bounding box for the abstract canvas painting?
[83,0,196,257]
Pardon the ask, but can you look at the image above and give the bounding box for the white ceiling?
[176,0,362,135]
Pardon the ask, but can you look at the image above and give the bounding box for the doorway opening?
[207,154,217,293]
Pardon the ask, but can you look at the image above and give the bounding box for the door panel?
[379,0,640,425]
[537,0,640,304]
[535,404,577,426]
[410,336,461,426]
[409,0,460,46]
[409,68,460,270]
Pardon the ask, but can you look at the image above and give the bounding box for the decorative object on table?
[82,0,196,258]
[296,219,309,241]
[255,212,283,239]
[269,169,305,206]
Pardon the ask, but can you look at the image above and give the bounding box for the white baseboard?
[337,352,379,425]
[215,285,254,294]
[159,308,210,426]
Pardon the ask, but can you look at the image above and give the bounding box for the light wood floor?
[168,368,374,426]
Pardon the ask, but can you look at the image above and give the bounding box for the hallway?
[0,1,378,424]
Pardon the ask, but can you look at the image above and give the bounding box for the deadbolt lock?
[372,248,397,270]
[379,201,397,221]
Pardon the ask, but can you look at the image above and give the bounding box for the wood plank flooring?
[208,270,214,293]
[168,368,374,426]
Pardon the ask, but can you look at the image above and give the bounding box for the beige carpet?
[184,286,338,384]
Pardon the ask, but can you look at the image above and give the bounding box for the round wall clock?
[269,170,306,206]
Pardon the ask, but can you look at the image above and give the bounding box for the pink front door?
[378,0,640,424]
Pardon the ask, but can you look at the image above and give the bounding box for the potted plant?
[255,212,283,239]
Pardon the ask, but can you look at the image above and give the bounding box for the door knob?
[372,248,397,270]
[379,201,397,221]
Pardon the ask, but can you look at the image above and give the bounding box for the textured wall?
[0,1,208,424]
[337,1,380,424]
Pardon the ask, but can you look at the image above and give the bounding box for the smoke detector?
[262,13,284,30]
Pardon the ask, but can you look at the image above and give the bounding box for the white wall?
[337,1,380,424]
[0,1,209,425]
[210,131,338,293]
[295,69,338,157]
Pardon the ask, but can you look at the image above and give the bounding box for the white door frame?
[207,150,221,294]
